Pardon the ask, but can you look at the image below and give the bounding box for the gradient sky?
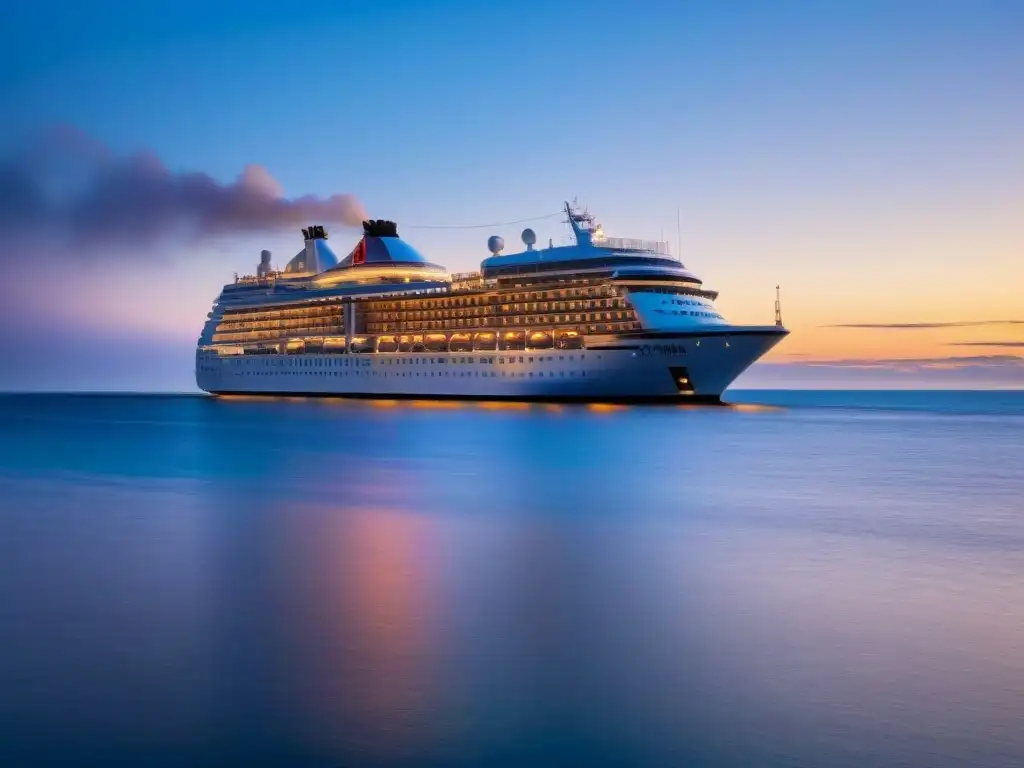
[3,0,1022,391]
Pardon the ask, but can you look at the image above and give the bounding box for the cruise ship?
[195,202,787,402]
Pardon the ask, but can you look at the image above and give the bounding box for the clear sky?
[2,0,1022,391]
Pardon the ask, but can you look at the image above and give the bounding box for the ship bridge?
[480,202,702,286]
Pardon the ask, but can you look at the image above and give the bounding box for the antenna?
[676,207,681,260]
[775,285,783,327]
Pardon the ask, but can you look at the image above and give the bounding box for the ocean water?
[1,391,1022,767]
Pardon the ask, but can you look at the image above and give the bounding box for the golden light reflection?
[321,397,355,408]
[476,401,531,411]
[211,396,790,414]
[409,399,463,410]
[587,403,627,413]
[284,505,438,759]
[728,403,784,414]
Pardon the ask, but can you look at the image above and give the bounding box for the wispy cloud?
[824,320,1024,329]
[947,341,1024,348]
[800,354,1023,370]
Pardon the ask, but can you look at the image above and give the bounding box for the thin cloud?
[824,320,1024,329]
[948,341,1024,348]
[800,354,1023,370]
[0,124,367,253]
[740,359,1024,389]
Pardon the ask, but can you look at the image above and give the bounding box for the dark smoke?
[0,125,367,251]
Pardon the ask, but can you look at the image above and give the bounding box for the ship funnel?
[284,224,339,274]
[257,249,272,277]
[303,225,328,241]
[334,218,432,268]
[362,220,399,238]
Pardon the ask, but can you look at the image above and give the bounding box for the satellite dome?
[487,235,504,255]
[521,228,537,249]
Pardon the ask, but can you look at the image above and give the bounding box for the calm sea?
[1,391,1022,767]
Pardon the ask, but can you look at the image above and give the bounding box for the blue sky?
[2,0,1023,390]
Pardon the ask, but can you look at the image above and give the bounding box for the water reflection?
[268,505,440,763]
[1,393,1023,765]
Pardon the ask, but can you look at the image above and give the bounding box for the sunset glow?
[2,0,1021,390]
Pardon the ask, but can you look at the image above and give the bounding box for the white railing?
[593,237,671,255]
[234,272,281,285]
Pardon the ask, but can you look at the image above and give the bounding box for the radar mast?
[564,200,601,245]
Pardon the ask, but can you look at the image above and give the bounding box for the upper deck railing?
[233,272,281,286]
[592,237,671,255]
[449,272,487,292]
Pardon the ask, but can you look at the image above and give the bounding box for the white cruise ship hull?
[196,326,785,402]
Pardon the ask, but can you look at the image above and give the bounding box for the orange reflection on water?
[587,403,627,413]
[282,504,439,759]
[728,403,784,414]
[476,401,531,411]
[409,399,463,410]
[341,508,432,657]
[319,397,355,408]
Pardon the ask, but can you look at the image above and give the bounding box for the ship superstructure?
[195,202,787,401]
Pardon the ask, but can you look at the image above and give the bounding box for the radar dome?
[487,235,505,255]
[521,228,537,250]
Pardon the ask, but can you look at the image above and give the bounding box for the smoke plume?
[0,125,367,251]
